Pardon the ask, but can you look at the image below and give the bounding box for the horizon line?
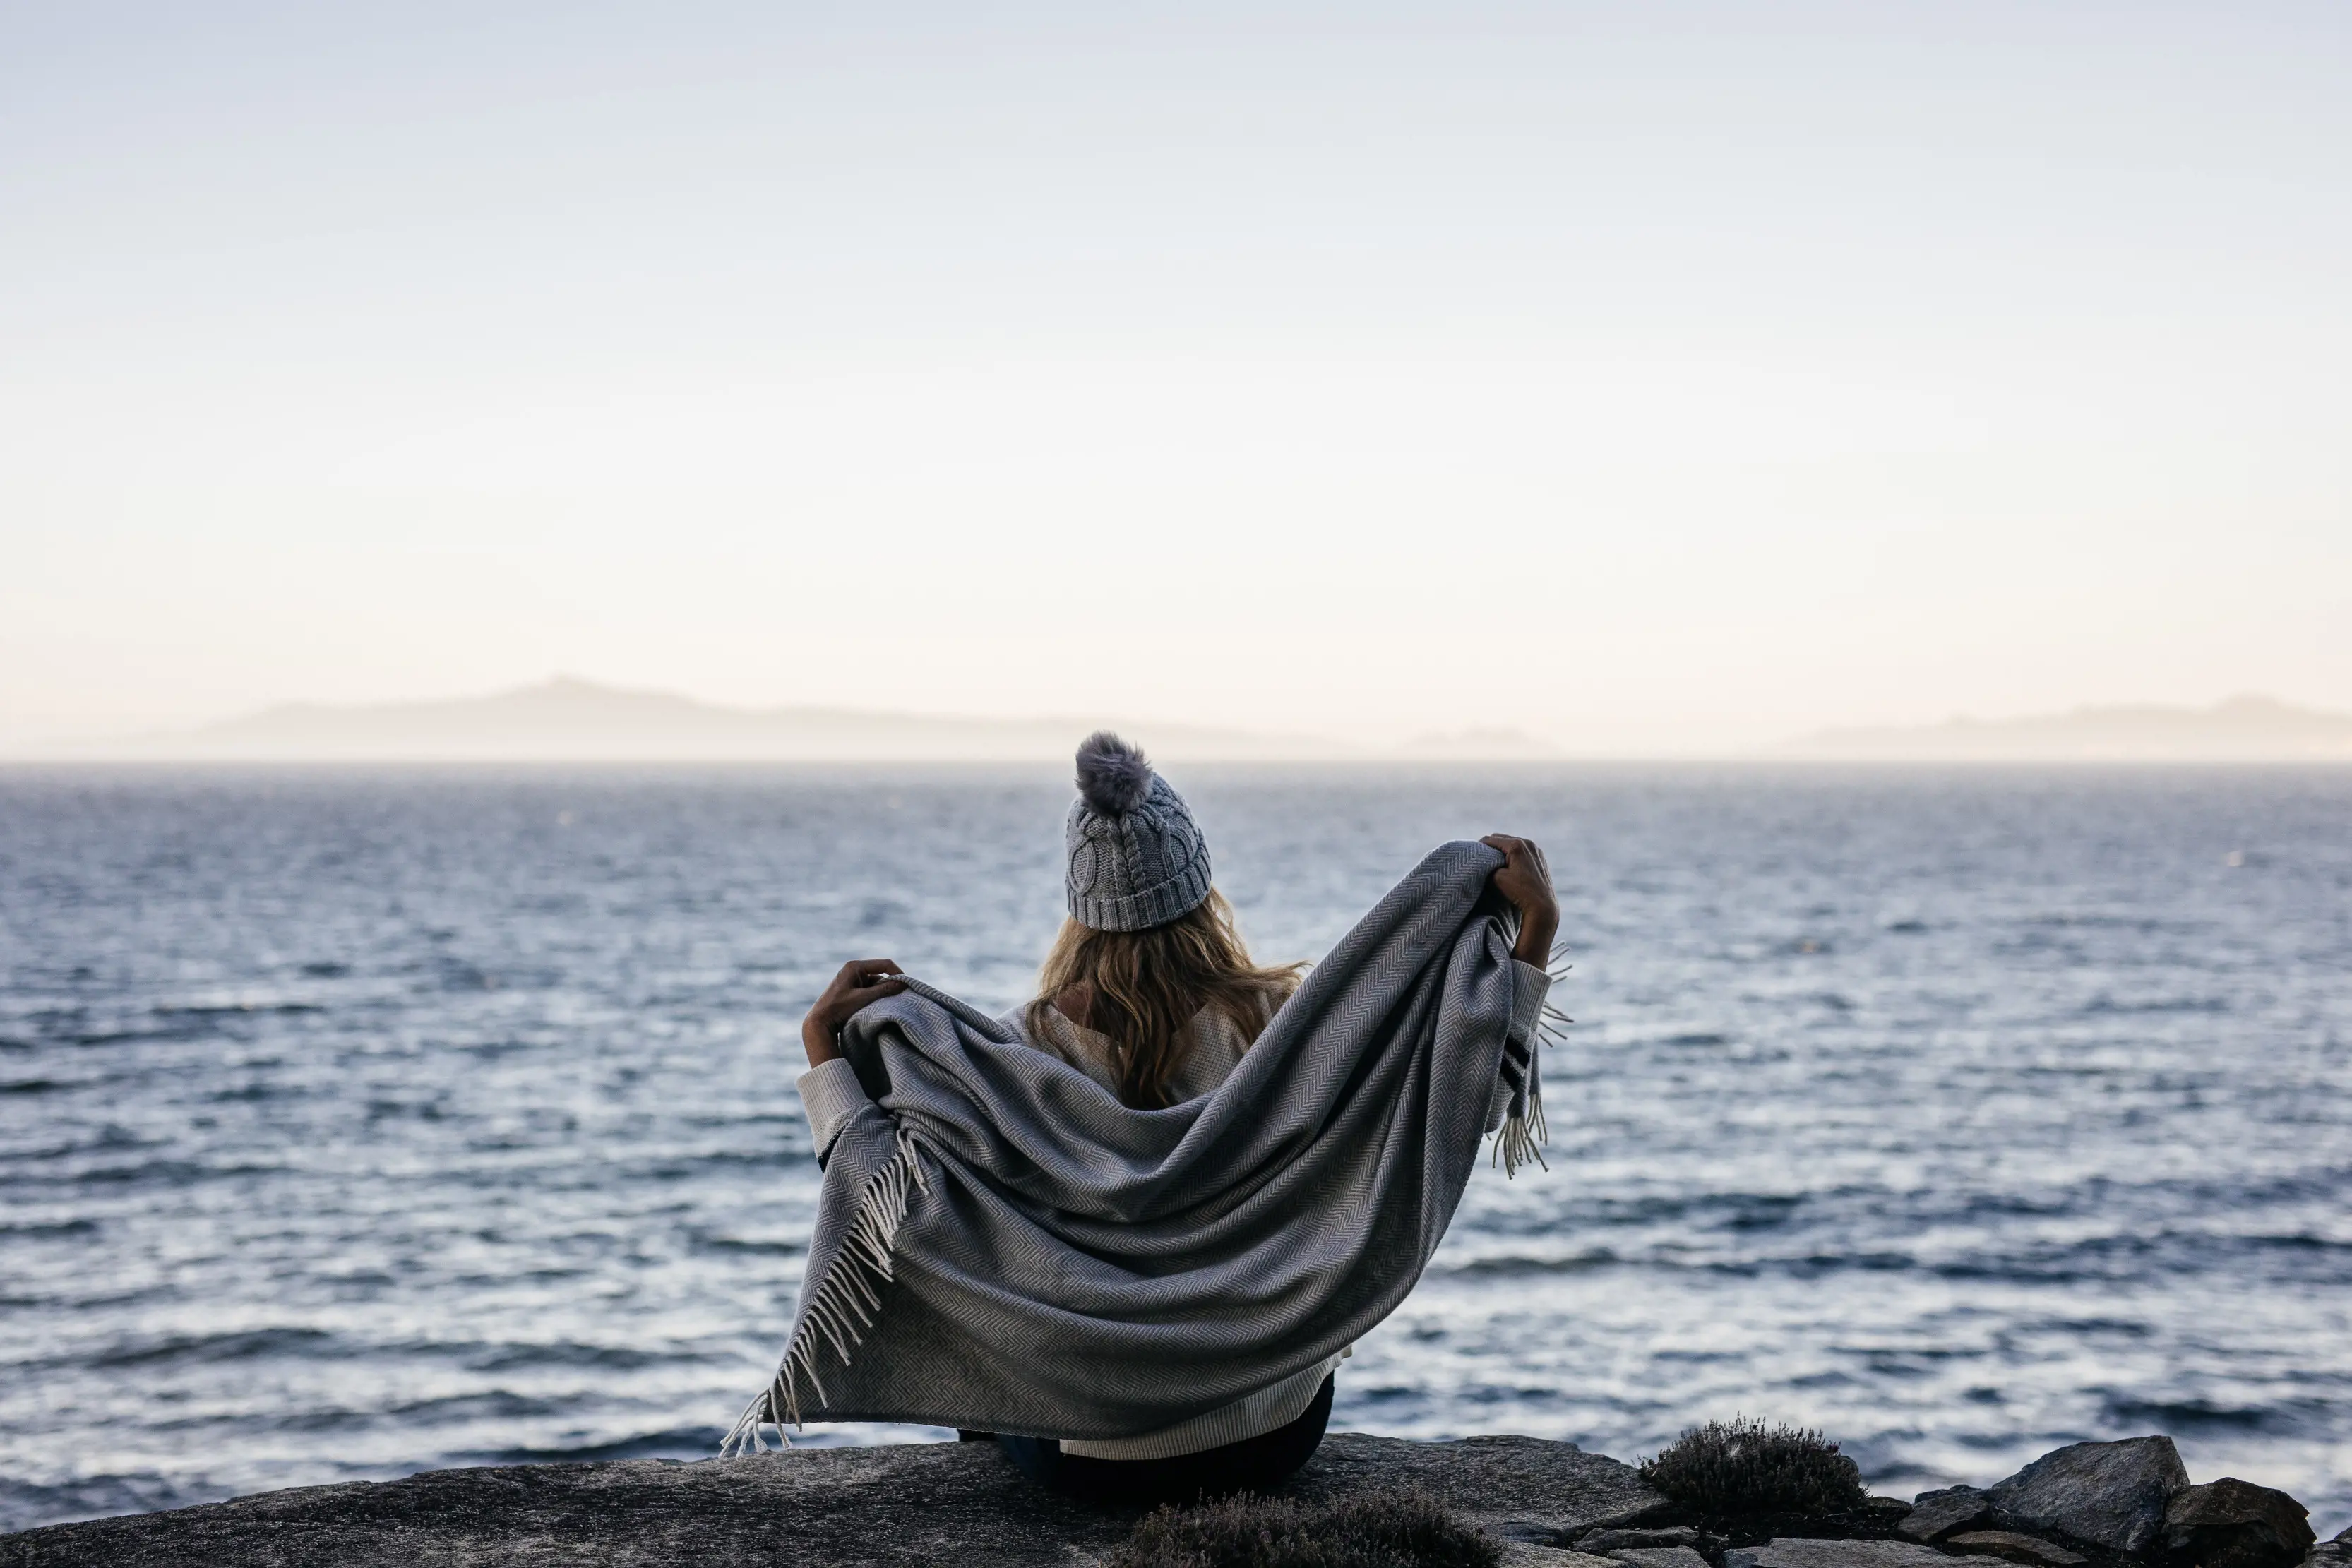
[3,676,2348,765]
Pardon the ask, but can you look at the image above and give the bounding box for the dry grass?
[1637,1417,1867,1519]
[1106,1485,1501,1568]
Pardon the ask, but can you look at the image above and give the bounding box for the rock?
[1947,1528,2089,1566]
[1583,1527,1703,1551]
[1984,1437,2192,1558]
[1904,1487,2000,1543]
[2161,1479,2315,1568]
[1505,1548,1634,1568]
[1,1432,1665,1567]
[1726,1542,1962,1568]
[1611,1548,1712,1568]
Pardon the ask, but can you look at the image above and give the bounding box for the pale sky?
[4,1,2347,753]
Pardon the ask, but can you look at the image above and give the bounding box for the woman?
[791,732,1559,1502]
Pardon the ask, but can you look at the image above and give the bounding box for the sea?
[2,765,2348,1536]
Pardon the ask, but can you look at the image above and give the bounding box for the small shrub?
[1106,1485,1500,1568]
[1638,1417,1866,1519]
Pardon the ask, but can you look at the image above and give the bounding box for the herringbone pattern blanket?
[725,839,1543,1451]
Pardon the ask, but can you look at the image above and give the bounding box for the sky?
[3,1,2348,753]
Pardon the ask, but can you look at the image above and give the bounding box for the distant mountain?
[80,678,1351,762]
[1785,695,2352,762]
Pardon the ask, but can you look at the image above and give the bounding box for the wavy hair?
[1029,888,1303,1109]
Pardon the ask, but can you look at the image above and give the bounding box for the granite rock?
[2161,1479,2314,1568]
[1904,1488,1999,1543]
[1582,1527,1702,1551]
[1984,1437,2191,1558]
[1947,1529,2089,1567]
[1609,1548,1712,1568]
[2,1432,1664,1568]
[1504,1549,1625,1568]
[1724,1540,1962,1568]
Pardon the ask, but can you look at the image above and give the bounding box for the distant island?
[1784,695,2352,762]
[14,678,1587,764]
[44,677,1355,763]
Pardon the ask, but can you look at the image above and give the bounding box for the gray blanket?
[724,839,1545,1453]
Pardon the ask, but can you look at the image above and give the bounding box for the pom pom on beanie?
[1075,730,1154,816]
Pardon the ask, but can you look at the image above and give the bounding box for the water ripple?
[2,765,2348,1534]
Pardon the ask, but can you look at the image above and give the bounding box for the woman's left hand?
[1480,834,1559,966]
[801,959,907,1067]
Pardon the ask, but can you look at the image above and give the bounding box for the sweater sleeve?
[797,1056,873,1163]
[1486,958,1553,1133]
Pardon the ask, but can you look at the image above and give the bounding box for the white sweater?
[794,959,1552,1459]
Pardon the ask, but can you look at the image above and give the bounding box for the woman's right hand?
[1480,834,1559,966]
[801,959,907,1067]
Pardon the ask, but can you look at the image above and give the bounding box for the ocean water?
[2,765,2348,1536]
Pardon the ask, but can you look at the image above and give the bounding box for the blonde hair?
[1029,888,1303,1109]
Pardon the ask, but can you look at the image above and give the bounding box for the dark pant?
[983,1375,1334,1505]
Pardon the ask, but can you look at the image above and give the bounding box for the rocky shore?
[6,1432,2344,1568]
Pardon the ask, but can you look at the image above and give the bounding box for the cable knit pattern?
[1064,734,1213,930]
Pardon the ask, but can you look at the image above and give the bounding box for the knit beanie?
[1064,732,1213,932]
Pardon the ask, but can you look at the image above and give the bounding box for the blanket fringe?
[720,1129,929,1456]
[1494,1073,1548,1177]
[1492,941,1571,1177]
